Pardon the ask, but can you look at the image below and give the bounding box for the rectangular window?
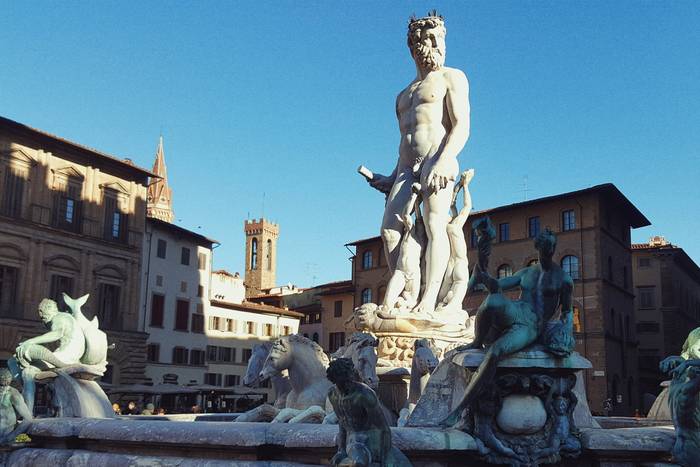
[334,300,343,318]
[225,375,240,387]
[191,313,204,333]
[638,287,656,308]
[226,318,236,332]
[180,281,187,293]
[156,239,167,258]
[174,299,189,331]
[172,347,189,364]
[562,210,576,231]
[155,275,163,287]
[204,373,222,386]
[499,223,510,242]
[206,345,218,362]
[150,294,165,327]
[146,343,160,362]
[54,187,82,233]
[329,332,346,353]
[97,283,120,329]
[636,322,661,333]
[242,348,252,364]
[49,274,74,311]
[208,316,221,331]
[181,247,190,266]
[264,323,273,336]
[103,195,127,242]
[283,325,291,335]
[0,266,18,315]
[638,257,651,268]
[197,285,203,298]
[218,347,232,362]
[2,168,25,218]
[246,321,256,335]
[198,252,207,270]
[190,349,205,366]
[528,216,540,238]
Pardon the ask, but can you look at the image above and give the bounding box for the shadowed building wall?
[0,115,151,387]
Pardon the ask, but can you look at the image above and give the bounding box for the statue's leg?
[381,172,414,275]
[23,344,68,368]
[455,296,496,351]
[414,176,455,314]
[442,324,537,427]
[20,366,40,415]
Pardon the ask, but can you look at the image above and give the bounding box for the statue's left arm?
[560,275,574,325]
[10,388,32,421]
[427,69,470,193]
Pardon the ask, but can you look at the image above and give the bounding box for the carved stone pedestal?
[377,367,410,416]
[409,346,593,466]
[35,365,114,419]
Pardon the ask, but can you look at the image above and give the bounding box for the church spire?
[147,135,174,223]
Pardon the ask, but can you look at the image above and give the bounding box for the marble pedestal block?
[377,367,410,416]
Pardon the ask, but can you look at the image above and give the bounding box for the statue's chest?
[400,79,447,113]
[338,395,367,423]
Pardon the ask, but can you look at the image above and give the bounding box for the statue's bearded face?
[411,26,446,72]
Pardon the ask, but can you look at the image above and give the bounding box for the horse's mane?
[286,334,329,366]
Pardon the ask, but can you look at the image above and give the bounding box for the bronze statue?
[0,368,32,444]
[327,358,411,466]
[443,227,575,426]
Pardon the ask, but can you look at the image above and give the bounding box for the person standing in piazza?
[365,11,470,315]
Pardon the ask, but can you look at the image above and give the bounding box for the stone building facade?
[632,236,700,409]
[0,115,152,385]
[244,218,279,297]
[140,217,217,386]
[347,183,650,415]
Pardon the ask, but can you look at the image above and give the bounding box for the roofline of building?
[345,183,650,247]
[469,183,650,227]
[210,299,304,319]
[147,217,219,247]
[632,243,700,283]
[0,115,157,181]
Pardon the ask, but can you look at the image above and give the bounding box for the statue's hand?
[330,449,348,465]
[368,173,394,194]
[660,356,684,376]
[427,161,455,194]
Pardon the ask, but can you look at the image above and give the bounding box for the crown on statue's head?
[408,10,445,30]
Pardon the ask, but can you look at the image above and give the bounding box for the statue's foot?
[453,342,481,353]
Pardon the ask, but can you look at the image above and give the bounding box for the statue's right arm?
[20,329,63,347]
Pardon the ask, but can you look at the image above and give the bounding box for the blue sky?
[2,1,699,286]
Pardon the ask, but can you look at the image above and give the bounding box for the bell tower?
[244,218,279,297]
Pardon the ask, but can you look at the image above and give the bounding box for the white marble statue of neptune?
[365,11,470,314]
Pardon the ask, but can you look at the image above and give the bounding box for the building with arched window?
[244,218,279,297]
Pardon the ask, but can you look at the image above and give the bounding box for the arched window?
[361,288,372,304]
[312,332,319,343]
[497,264,512,278]
[266,239,272,270]
[362,250,373,270]
[561,255,580,280]
[251,238,258,270]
